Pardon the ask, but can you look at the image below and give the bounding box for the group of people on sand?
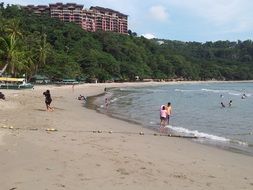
[160,102,172,132]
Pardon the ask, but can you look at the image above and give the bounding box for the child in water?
[229,100,232,107]
[105,98,109,109]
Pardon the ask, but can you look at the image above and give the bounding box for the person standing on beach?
[43,90,53,111]
[0,92,5,100]
[166,102,172,125]
[160,105,167,132]
[105,97,109,109]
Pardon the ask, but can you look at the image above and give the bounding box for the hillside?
[0,4,253,81]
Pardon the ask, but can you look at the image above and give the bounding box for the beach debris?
[1,125,8,128]
[29,128,38,131]
[98,130,102,133]
[153,133,158,136]
[9,187,17,190]
[92,130,97,133]
[109,131,113,134]
[168,134,172,137]
[1,125,14,129]
[46,128,58,132]
[139,132,144,135]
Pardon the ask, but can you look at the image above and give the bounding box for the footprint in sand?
[116,168,129,175]
[172,173,187,180]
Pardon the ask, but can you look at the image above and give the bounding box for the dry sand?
[0,82,253,190]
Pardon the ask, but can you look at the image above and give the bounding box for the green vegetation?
[0,4,253,81]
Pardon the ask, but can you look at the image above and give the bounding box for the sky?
[3,0,253,42]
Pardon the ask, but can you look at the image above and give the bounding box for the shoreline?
[1,82,253,189]
[85,84,253,157]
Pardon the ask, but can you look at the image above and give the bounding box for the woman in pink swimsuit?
[160,105,167,132]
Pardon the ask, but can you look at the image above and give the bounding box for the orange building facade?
[25,3,128,34]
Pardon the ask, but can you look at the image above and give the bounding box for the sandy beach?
[1,82,253,190]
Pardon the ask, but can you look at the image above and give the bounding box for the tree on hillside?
[36,33,51,74]
[0,18,24,76]
[0,35,17,76]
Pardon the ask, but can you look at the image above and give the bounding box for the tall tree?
[0,19,23,76]
[0,35,17,75]
[36,33,51,74]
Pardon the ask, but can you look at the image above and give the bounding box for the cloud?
[142,33,156,39]
[167,0,253,36]
[149,5,169,22]
[168,0,251,24]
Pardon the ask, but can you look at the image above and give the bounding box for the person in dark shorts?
[78,94,86,101]
[43,90,53,111]
[166,102,172,125]
[0,92,5,100]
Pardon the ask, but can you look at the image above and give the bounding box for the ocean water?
[91,82,253,155]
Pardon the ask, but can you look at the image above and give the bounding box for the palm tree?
[0,35,17,75]
[5,19,22,39]
[0,19,22,76]
[35,33,51,74]
[15,51,35,79]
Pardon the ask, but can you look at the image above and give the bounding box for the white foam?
[236,141,248,146]
[109,97,118,103]
[166,125,230,142]
[201,88,229,93]
[228,92,241,96]
[175,89,201,92]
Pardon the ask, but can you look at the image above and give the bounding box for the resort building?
[24,3,128,34]
[25,5,50,14]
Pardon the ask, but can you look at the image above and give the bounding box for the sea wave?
[166,125,250,146]
[230,139,249,146]
[201,88,229,93]
[166,125,230,142]
[109,97,118,103]
[175,89,201,92]
[228,92,241,96]
[119,87,165,93]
